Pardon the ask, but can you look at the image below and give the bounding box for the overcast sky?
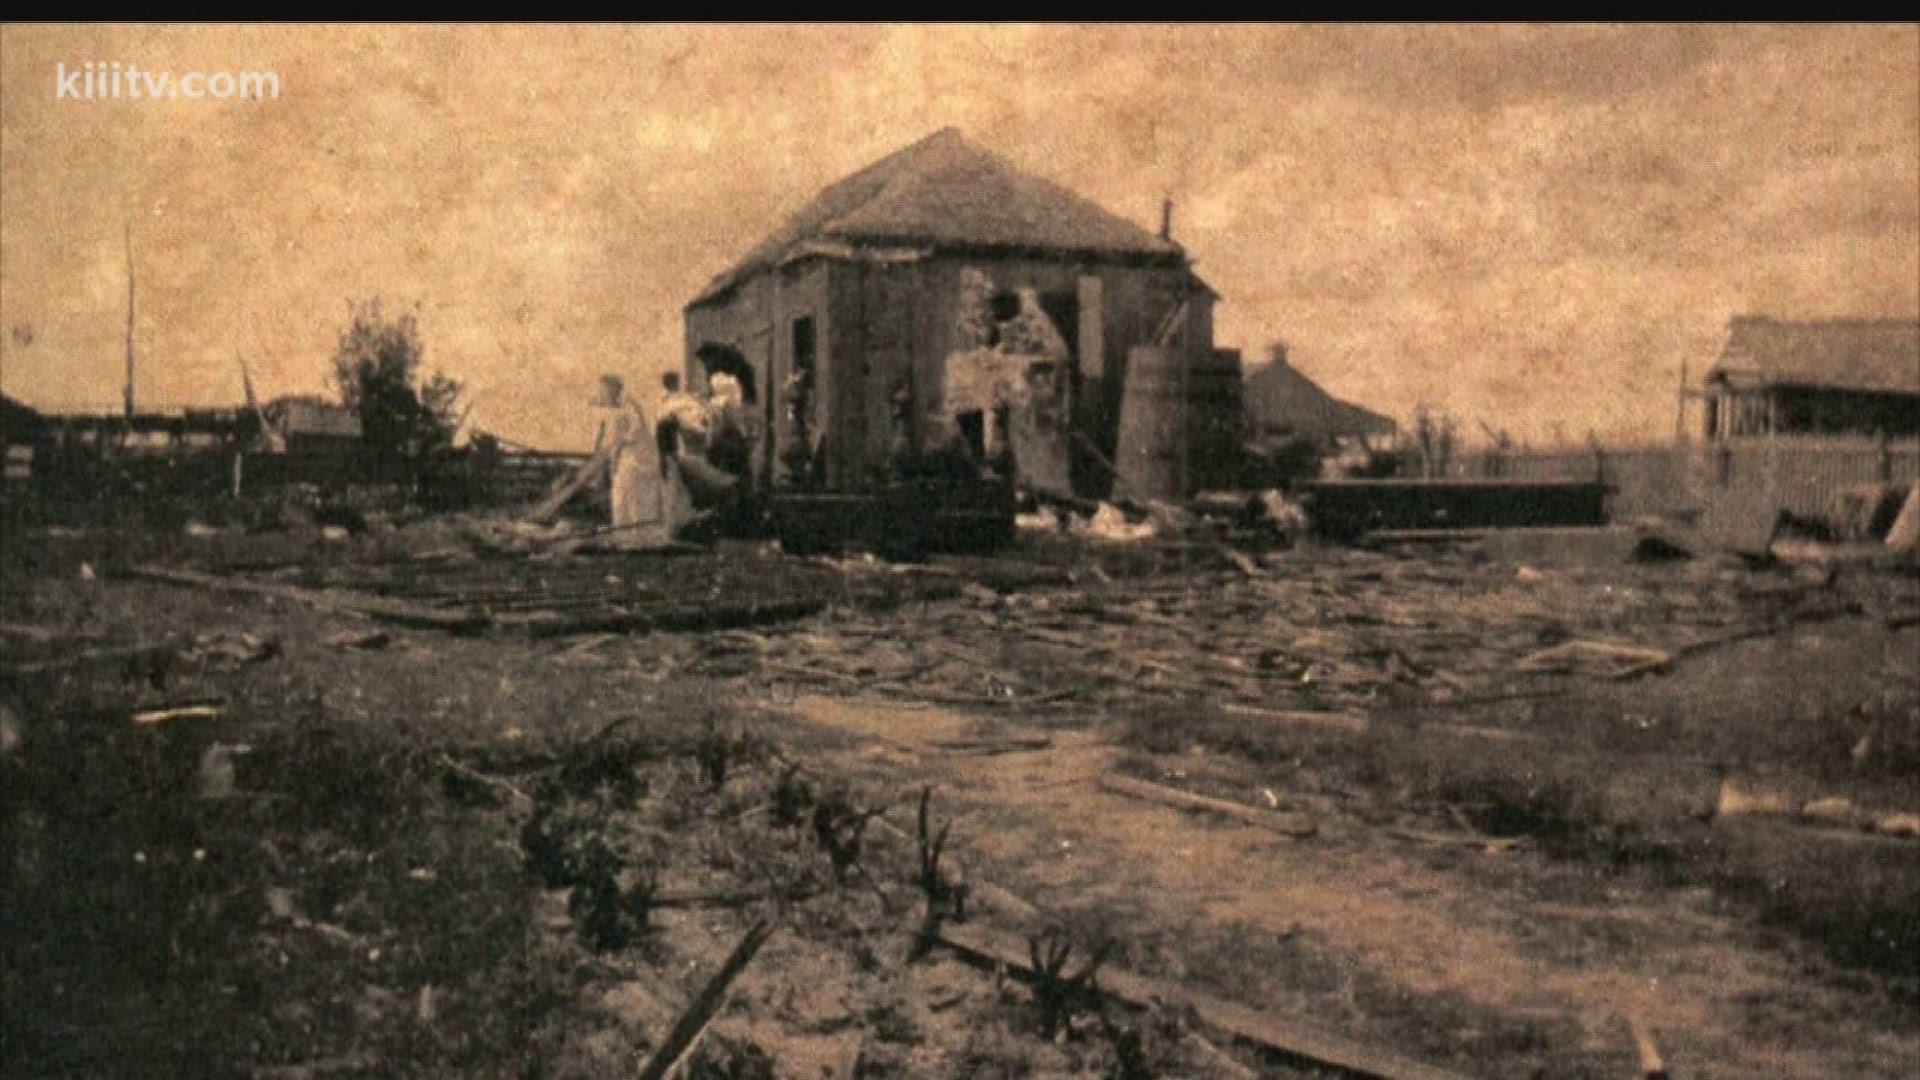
[3,23,1915,448]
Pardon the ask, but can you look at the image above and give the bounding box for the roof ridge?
[690,129,1184,307]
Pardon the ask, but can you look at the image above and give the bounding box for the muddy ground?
[3,520,1916,1079]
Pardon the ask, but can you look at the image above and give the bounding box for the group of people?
[591,369,751,547]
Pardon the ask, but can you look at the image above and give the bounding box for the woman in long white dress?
[594,375,669,547]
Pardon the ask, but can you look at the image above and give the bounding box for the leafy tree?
[330,299,463,474]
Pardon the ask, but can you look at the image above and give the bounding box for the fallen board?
[126,566,490,633]
[938,921,1477,1080]
[1098,772,1318,837]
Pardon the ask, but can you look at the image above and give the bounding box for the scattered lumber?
[929,730,1052,749]
[127,566,489,633]
[0,622,107,643]
[649,891,769,910]
[637,919,777,1080]
[1418,722,1544,745]
[0,641,174,680]
[438,753,534,813]
[1626,1010,1669,1080]
[525,443,610,525]
[131,702,223,726]
[1098,773,1318,837]
[1515,640,1672,676]
[1221,703,1368,734]
[937,920,1475,1080]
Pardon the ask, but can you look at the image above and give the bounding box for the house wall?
[688,251,1215,495]
[908,254,1211,491]
[684,275,775,480]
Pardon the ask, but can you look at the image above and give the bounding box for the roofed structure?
[692,128,1188,307]
[1708,316,1919,395]
[683,128,1223,499]
[1698,316,1919,441]
[1243,346,1396,443]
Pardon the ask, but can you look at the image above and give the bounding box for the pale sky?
[3,24,1915,449]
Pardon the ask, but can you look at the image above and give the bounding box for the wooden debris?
[1098,773,1318,837]
[438,753,534,813]
[131,702,223,726]
[0,642,174,679]
[526,443,611,525]
[128,565,488,633]
[1220,547,1266,578]
[0,622,107,643]
[930,735,1053,755]
[1221,703,1368,734]
[1387,826,1522,853]
[323,629,392,650]
[1419,722,1544,745]
[1626,1010,1669,1080]
[1515,639,1672,676]
[637,919,777,1080]
[937,921,1474,1080]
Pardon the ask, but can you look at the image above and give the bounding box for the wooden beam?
[938,921,1476,1080]
[126,566,489,633]
[1098,773,1317,837]
[637,919,776,1080]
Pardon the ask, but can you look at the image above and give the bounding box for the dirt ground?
[4,521,1916,1079]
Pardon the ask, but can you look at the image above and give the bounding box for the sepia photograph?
[2,21,1917,1078]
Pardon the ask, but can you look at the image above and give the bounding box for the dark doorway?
[695,343,757,404]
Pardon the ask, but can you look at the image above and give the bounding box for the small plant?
[1027,927,1114,1040]
[768,763,813,828]
[910,786,968,961]
[695,721,763,792]
[1096,1010,1152,1080]
[811,788,884,885]
[518,801,663,952]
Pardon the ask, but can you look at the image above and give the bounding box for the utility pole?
[123,220,137,420]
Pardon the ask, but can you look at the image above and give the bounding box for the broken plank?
[505,597,831,638]
[930,735,1054,755]
[0,621,108,643]
[938,921,1474,1080]
[132,702,223,725]
[1098,773,1317,837]
[1221,702,1369,734]
[0,642,175,679]
[1418,722,1544,745]
[1626,1011,1670,1080]
[637,919,777,1080]
[1515,639,1672,674]
[126,566,489,633]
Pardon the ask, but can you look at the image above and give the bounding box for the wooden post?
[123,220,137,421]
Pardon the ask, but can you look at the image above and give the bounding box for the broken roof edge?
[687,242,1211,311]
[1706,366,1920,396]
[687,127,1193,310]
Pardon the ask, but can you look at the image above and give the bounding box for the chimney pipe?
[1160,198,1173,241]
[1271,340,1289,368]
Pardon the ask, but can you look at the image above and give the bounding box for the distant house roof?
[1708,317,1920,395]
[0,393,44,442]
[691,128,1191,306]
[1243,356,1396,442]
[264,396,362,439]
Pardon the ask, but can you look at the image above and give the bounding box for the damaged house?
[683,128,1237,501]
[1697,316,1920,441]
